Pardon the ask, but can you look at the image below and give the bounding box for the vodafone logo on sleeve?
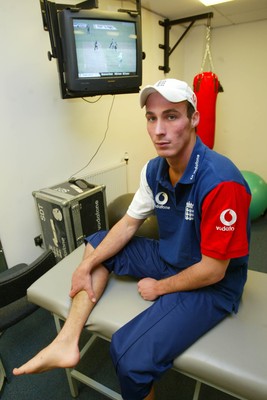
[216,209,237,231]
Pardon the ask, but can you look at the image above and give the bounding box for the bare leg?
[13,244,109,375]
[144,386,155,400]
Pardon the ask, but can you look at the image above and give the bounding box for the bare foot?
[13,337,80,375]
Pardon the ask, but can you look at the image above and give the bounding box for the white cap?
[140,79,197,110]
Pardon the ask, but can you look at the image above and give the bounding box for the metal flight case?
[33,179,108,262]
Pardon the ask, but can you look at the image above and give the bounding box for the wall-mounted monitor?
[58,8,143,97]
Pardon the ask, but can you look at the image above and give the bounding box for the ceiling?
[132,0,267,28]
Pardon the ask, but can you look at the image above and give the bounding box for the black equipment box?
[33,180,108,262]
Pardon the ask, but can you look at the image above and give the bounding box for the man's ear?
[191,111,200,128]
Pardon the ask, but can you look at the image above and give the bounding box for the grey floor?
[0,309,239,400]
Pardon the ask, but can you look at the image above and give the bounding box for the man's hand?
[137,277,159,301]
[69,260,96,303]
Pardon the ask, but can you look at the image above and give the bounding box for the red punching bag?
[193,72,221,149]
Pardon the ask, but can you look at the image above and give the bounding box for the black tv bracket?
[159,12,213,73]
[39,0,99,98]
[39,0,99,32]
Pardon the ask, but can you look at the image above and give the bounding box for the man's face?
[145,92,198,161]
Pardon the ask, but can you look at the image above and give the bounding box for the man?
[14,79,251,400]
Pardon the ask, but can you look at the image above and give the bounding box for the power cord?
[69,95,115,180]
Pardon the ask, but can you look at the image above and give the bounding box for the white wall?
[1,0,266,267]
[0,0,183,266]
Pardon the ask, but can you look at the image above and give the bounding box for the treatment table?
[27,245,267,400]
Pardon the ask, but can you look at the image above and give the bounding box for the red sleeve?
[200,181,251,260]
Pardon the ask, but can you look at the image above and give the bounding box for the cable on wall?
[69,95,116,180]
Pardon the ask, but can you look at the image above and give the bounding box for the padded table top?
[28,245,267,400]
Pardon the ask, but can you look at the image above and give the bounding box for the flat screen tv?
[58,8,142,97]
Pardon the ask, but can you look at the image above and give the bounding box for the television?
[58,8,143,97]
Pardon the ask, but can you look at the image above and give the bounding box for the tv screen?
[58,9,142,97]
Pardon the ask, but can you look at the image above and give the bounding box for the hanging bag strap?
[200,20,214,72]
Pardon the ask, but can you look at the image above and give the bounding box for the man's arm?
[138,255,229,301]
[70,213,145,299]
[86,213,144,267]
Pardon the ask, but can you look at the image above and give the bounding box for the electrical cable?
[69,95,115,180]
[81,96,102,103]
